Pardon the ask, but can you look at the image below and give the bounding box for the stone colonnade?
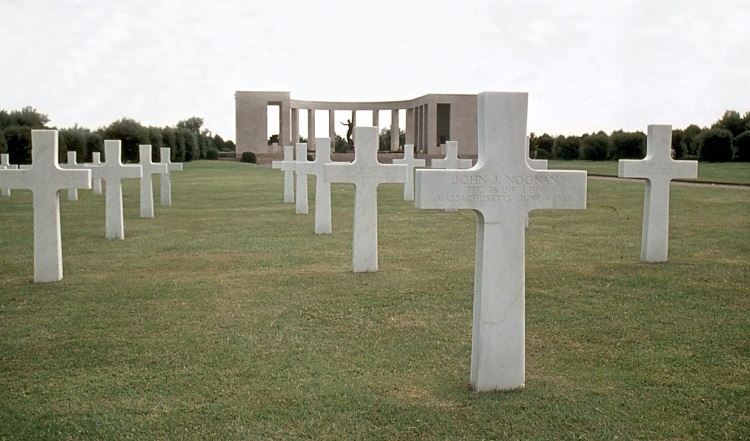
[235,91,478,158]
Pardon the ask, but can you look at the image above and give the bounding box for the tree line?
[530,110,750,162]
[0,107,235,165]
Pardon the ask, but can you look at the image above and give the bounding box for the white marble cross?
[137,145,168,218]
[526,136,549,228]
[158,147,182,207]
[271,145,295,203]
[0,130,91,282]
[431,141,473,212]
[294,143,310,215]
[59,151,88,201]
[88,152,103,194]
[325,126,407,272]
[295,138,332,234]
[618,125,698,262]
[393,144,425,201]
[431,141,472,170]
[415,92,587,391]
[90,140,143,239]
[0,153,18,196]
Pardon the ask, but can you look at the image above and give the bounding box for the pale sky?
[1,0,748,142]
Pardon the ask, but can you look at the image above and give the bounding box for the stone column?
[291,108,299,146]
[427,102,438,155]
[307,109,316,152]
[372,109,379,127]
[280,101,291,148]
[405,107,416,146]
[391,109,400,152]
[329,109,335,149]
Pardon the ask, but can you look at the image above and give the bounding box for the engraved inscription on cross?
[415,92,587,391]
[325,126,407,272]
[618,125,697,262]
[393,144,425,201]
[271,145,295,204]
[0,130,91,282]
[295,138,332,234]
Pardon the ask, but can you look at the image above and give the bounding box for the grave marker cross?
[294,143,310,215]
[0,153,18,197]
[415,92,587,391]
[271,145,296,203]
[0,130,91,282]
[618,125,697,262]
[138,145,168,218]
[59,151,86,201]
[393,144,425,201]
[88,152,103,194]
[294,138,332,234]
[89,140,142,239]
[325,126,407,272]
[158,147,183,207]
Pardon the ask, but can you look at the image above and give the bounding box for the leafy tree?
[378,127,405,151]
[734,130,750,162]
[268,134,279,145]
[60,128,88,162]
[609,131,645,160]
[101,118,149,162]
[176,117,204,133]
[682,124,703,156]
[671,129,685,159]
[579,131,610,161]
[712,110,745,137]
[86,131,103,159]
[4,126,32,164]
[552,135,580,160]
[9,106,49,129]
[179,128,199,161]
[148,126,163,150]
[533,133,554,159]
[699,128,734,162]
[0,130,7,154]
[333,134,350,153]
[174,129,187,162]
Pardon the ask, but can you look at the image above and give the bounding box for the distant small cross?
[294,143,310,215]
[271,145,295,203]
[325,127,407,272]
[0,130,90,282]
[0,153,17,197]
[415,93,587,391]
[157,147,183,207]
[87,152,103,194]
[431,141,472,170]
[59,151,87,201]
[138,145,168,218]
[393,144,425,201]
[618,125,697,262]
[295,138,332,234]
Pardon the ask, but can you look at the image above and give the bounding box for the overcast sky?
[1,0,748,142]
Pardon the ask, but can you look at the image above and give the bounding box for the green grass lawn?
[549,160,750,184]
[1,161,748,440]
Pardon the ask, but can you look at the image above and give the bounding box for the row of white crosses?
[0,132,183,282]
[268,92,697,391]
